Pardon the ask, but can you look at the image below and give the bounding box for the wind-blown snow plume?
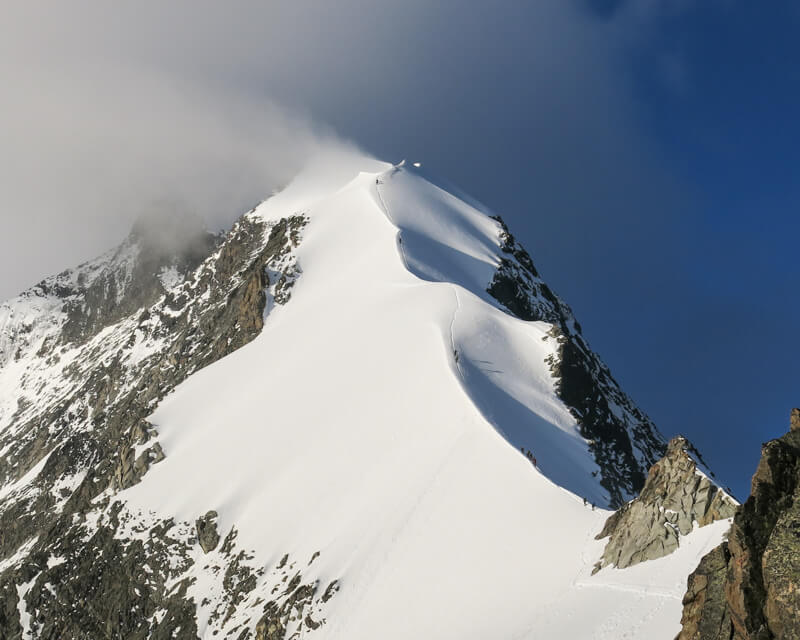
[0,4,365,300]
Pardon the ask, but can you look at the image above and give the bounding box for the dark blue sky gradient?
[611,2,800,497]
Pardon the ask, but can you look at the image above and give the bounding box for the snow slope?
[123,158,727,639]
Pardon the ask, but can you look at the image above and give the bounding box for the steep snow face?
[120,159,723,639]
[377,165,501,292]
[378,166,604,502]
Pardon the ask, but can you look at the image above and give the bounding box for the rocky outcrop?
[0,208,334,638]
[254,576,335,640]
[1,504,200,640]
[679,543,734,639]
[595,436,737,571]
[60,210,219,345]
[112,420,166,490]
[0,499,334,639]
[487,215,666,507]
[196,510,221,553]
[676,409,800,640]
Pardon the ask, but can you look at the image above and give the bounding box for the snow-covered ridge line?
[0,153,726,639]
[679,437,739,504]
[370,163,665,507]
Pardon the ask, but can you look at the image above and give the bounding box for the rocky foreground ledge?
[677,409,800,640]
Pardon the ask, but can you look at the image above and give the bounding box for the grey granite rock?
[596,436,737,571]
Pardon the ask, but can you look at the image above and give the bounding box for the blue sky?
[316,0,799,498]
[609,3,800,495]
[620,2,800,496]
[2,1,796,498]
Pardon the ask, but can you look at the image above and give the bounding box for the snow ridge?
[0,154,724,640]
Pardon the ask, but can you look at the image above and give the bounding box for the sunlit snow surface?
[124,158,728,639]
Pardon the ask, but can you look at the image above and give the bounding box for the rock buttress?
[596,436,737,571]
[676,409,800,640]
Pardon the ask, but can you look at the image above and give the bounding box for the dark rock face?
[595,436,737,571]
[761,496,800,639]
[196,510,221,554]
[112,420,166,490]
[10,504,200,640]
[487,215,666,507]
[61,211,219,345]
[679,545,734,640]
[0,207,338,638]
[676,409,800,640]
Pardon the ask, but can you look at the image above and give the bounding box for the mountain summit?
[0,156,734,639]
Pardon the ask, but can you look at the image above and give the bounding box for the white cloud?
[0,0,681,299]
[0,2,364,298]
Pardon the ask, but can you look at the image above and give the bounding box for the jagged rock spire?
[594,435,737,571]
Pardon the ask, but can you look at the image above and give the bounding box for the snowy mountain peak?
[298,160,666,507]
[0,154,730,639]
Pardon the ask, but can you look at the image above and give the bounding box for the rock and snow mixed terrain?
[0,153,739,639]
[596,436,737,572]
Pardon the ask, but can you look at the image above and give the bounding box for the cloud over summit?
[0,2,365,298]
